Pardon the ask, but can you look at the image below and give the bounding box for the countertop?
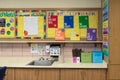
[0,57,107,68]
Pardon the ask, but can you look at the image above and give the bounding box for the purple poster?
[87,28,97,41]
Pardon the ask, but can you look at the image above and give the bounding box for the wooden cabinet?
[60,69,106,80]
[109,65,120,80]
[5,68,106,80]
[14,68,38,80]
[109,0,120,65]
[5,68,14,80]
[14,68,59,80]
[108,0,120,80]
[60,69,83,80]
[37,69,59,80]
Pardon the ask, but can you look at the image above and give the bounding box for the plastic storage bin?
[92,51,103,63]
[81,52,92,63]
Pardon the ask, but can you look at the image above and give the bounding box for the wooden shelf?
[0,39,103,43]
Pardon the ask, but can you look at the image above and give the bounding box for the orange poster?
[55,28,65,40]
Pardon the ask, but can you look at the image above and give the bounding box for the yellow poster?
[0,11,15,38]
[17,16,24,38]
[70,29,80,40]
[17,16,44,39]
[80,28,87,38]
[47,28,55,38]
[89,15,98,28]
[103,20,108,28]
[88,11,98,28]
[16,10,46,39]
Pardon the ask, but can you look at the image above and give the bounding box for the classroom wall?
[0,43,101,57]
[0,0,101,8]
[0,0,101,57]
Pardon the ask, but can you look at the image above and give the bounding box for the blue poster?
[64,16,74,28]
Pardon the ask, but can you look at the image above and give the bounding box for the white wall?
[0,0,101,8]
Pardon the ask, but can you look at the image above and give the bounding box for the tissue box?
[92,51,103,63]
[81,52,92,63]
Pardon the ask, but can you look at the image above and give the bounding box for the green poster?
[103,48,109,57]
[79,16,89,28]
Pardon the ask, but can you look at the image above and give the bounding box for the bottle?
[79,49,82,63]
[72,49,77,63]
[76,49,81,63]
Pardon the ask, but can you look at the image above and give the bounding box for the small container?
[76,57,80,63]
[73,57,77,63]
[76,49,80,63]
[92,51,103,63]
[78,49,82,63]
[81,52,92,63]
[72,49,77,63]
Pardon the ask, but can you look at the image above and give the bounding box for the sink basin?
[27,59,54,66]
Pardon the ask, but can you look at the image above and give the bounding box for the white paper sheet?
[24,16,38,36]
[38,44,46,55]
[31,44,38,53]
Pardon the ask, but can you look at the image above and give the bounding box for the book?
[55,28,65,40]
[87,28,97,41]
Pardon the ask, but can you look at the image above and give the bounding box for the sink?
[27,58,54,66]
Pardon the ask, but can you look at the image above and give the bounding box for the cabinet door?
[60,69,83,80]
[5,68,14,80]
[109,65,120,79]
[109,0,120,64]
[85,69,107,80]
[60,69,106,80]
[14,68,38,80]
[37,69,59,80]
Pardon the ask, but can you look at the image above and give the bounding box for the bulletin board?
[0,11,15,38]
[15,9,46,39]
[0,9,99,41]
[102,0,109,58]
[46,10,98,41]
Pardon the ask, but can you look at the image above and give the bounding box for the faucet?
[39,57,44,60]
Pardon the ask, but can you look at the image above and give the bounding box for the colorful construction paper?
[89,14,98,28]
[87,28,97,41]
[103,20,108,28]
[80,29,87,38]
[55,28,65,40]
[74,15,79,27]
[58,16,64,28]
[70,29,80,40]
[65,28,71,38]
[47,28,55,38]
[0,11,15,38]
[64,16,74,28]
[79,16,89,28]
[64,16,79,38]
[16,10,46,39]
[48,16,58,28]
